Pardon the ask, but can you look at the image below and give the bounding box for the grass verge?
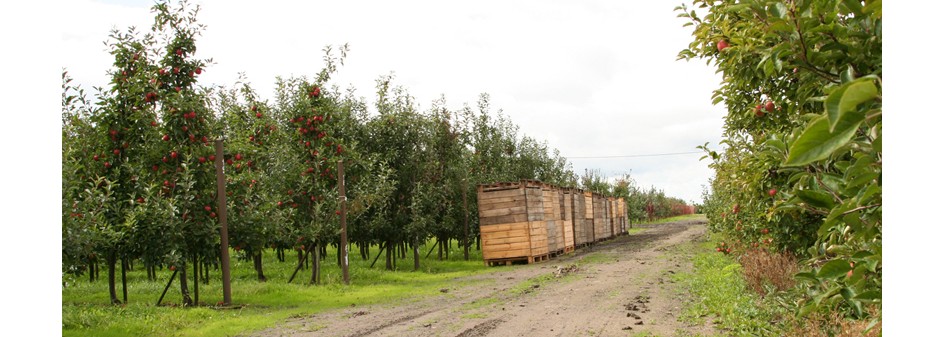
[63,240,496,337]
[669,233,787,337]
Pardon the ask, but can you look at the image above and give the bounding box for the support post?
[215,140,233,305]
[338,160,350,285]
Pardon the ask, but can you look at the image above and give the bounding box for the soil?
[251,217,718,337]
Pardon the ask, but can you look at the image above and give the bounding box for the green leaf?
[818,259,852,279]
[825,79,877,132]
[797,189,836,209]
[784,114,864,166]
[854,290,882,301]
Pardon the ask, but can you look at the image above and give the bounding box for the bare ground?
[251,217,718,337]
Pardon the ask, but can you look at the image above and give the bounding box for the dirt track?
[252,218,717,337]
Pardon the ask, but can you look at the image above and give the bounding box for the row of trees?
[678,0,881,324]
[63,0,693,305]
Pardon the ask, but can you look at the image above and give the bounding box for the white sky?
[60,0,727,204]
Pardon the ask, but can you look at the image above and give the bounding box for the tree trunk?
[437,237,443,260]
[253,251,267,282]
[445,238,450,260]
[192,254,199,305]
[310,244,321,285]
[121,258,128,304]
[385,240,393,270]
[336,244,342,266]
[178,260,193,306]
[107,251,120,305]
[413,241,420,271]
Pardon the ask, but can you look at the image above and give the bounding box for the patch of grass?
[637,214,705,225]
[63,241,498,337]
[461,296,499,311]
[670,236,787,337]
[461,312,488,319]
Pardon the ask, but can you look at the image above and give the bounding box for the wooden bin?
[617,198,627,234]
[542,184,565,255]
[571,188,591,246]
[477,180,550,266]
[560,188,575,253]
[593,192,611,241]
[584,191,598,242]
[608,197,617,237]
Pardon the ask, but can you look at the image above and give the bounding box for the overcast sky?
[61,0,727,203]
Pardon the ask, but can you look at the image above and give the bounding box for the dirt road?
[253,218,717,337]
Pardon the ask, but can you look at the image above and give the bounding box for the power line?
[565,151,703,159]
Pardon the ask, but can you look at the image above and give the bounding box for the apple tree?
[678,0,881,321]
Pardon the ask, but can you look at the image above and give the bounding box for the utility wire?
[565,151,703,159]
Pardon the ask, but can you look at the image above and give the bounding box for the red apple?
[204,205,212,212]
[765,101,775,112]
[170,151,178,159]
[755,104,764,117]
[717,39,729,51]
[162,134,170,141]
[768,189,777,197]
[209,155,216,162]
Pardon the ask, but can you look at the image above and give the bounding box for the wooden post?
[338,160,350,285]
[214,140,233,305]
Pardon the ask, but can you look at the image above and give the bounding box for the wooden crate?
[608,197,617,237]
[542,184,564,255]
[591,192,607,241]
[571,188,591,246]
[584,192,599,243]
[478,180,549,265]
[560,188,575,253]
[617,198,627,234]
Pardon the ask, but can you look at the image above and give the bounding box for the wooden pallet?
[485,253,550,266]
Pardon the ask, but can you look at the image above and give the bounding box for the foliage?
[678,0,881,322]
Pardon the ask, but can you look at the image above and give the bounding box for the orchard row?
[61,0,694,306]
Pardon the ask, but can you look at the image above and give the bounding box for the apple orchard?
[61,0,695,306]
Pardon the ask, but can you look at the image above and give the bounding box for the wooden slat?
[480,214,528,226]
[479,206,527,218]
[478,188,524,200]
[482,235,530,245]
[480,221,528,233]
[479,199,538,212]
[481,229,529,241]
[483,249,530,259]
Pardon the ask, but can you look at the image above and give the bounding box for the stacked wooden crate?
[477,180,549,266]
[560,188,575,253]
[571,188,591,247]
[542,183,565,256]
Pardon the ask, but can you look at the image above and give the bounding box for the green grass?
[63,240,498,337]
[669,234,787,337]
[635,213,705,225]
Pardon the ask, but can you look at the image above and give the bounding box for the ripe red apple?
[170,151,178,159]
[169,265,176,271]
[176,49,183,56]
[732,204,740,214]
[226,159,233,165]
[195,67,202,75]
[210,212,216,218]
[277,201,283,207]
[151,121,158,127]
[209,155,216,162]
[137,197,145,204]
[256,112,262,118]
[104,162,112,169]
[755,105,764,117]
[761,228,769,234]
[204,205,212,212]
[152,165,159,171]
[235,153,243,161]
[716,247,722,252]
[717,39,729,52]
[181,125,188,132]
[93,154,100,161]
[765,101,775,112]
[162,134,170,141]
[768,189,777,197]
[175,86,181,92]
